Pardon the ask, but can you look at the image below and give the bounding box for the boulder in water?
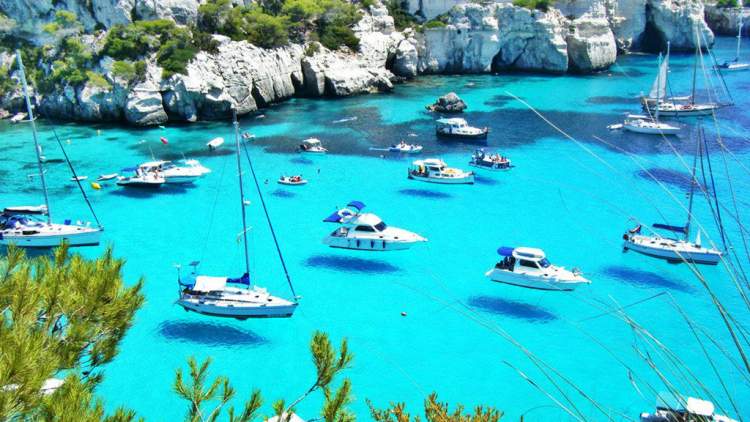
[426,92,467,113]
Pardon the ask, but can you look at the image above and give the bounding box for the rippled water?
[2,37,749,420]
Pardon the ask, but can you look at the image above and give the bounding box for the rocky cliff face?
[705,4,748,35]
[0,0,718,125]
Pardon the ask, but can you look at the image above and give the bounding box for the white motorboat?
[116,169,166,188]
[322,201,427,251]
[623,224,722,265]
[207,137,224,150]
[278,175,307,185]
[138,160,204,184]
[623,115,680,135]
[299,138,327,153]
[435,118,488,140]
[485,246,590,291]
[408,159,474,184]
[389,141,422,153]
[468,149,512,170]
[1,51,103,249]
[70,175,88,182]
[176,112,298,320]
[640,393,737,422]
[177,270,297,319]
[623,123,723,265]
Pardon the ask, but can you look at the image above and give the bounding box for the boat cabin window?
[519,259,540,269]
[539,258,551,268]
[374,221,387,231]
[355,225,376,232]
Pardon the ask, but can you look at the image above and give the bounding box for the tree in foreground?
[0,244,145,420]
[368,393,504,422]
[174,331,355,422]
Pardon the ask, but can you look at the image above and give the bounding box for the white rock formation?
[91,0,134,27]
[647,0,714,49]
[704,4,749,35]
[566,15,618,71]
[134,0,200,24]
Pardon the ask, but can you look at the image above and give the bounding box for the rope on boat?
[238,122,298,301]
[50,126,102,228]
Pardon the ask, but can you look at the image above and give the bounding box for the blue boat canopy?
[121,166,138,172]
[347,200,365,211]
[653,223,688,234]
[227,273,250,286]
[323,211,344,223]
[497,246,515,256]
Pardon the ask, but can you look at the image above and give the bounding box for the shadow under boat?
[601,265,692,292]
[157,320,268,347]
[467,295,557,323]
[304,254,401,274]
[397,188,452,199]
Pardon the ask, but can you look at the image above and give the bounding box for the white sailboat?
[623,124,723,265]
[625,53,680,135]
[176,113,298,320]
[1,51,102,248]
[642,42,723,117]
[717,0,749,71]
[322,201,427,251]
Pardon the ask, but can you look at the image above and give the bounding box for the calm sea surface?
[2,37,749,420]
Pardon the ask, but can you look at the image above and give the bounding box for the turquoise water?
[2,37,750,420]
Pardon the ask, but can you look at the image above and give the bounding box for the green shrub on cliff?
[85,70,111,89]
[513,0,551,12]
[386,0,417,31]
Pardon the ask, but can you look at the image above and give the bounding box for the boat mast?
[685,122,701,241]
[655,53,662,122]
[16,50,51,224]
[690,31,700,106]
[232,110,251,284]
[737,0,743,62]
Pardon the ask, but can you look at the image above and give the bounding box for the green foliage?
[157,27,199,78]
[319,23,359,50]
[0,63,15,98]
[305,41,321,56]
[241,8,290,49]
[715,0,740,7]
[43,10,83,35]
[423,19,447,29]
[111,60,136,81]
[512,0,551,12]
[85,70,111,88]
[368,392,504,422]
[386,0,417,31]
[0,244,144,419]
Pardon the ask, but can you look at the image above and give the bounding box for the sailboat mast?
[16,50,51,224]
[737,0,743,61]
[691,31,699,106]
[232,111,251,281]
[685,123,701,241]
[655,53,662,121]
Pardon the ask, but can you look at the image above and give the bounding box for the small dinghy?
[607,123,623,130]
[278,175,307,185]
[469,149,511,171]
[370,142,423,154]
[207,137,224,150]
[242,132,255,140]
[485,246,590,291]
[97,173,119,181]
[299,138,327,153]
[408,159,474,184]
[322,201,427,251]
[70,175,88,182]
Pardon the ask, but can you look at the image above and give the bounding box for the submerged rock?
[426,92,467,113]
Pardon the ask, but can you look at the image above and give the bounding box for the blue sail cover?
[323,210,344,223]
[227,273,250,286]
[347,201,366,211]
[497,246,515,256]
[653,223,688,234]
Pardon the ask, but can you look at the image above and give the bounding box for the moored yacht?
[299,138,327,153]
[623,224,722,265]
[408,159,474,184]
[640,394,737,422]
[177,265,297,319]
[623,115,680,135]
[468,149,512,170]
[485,247,590,291]
[137,160,206,184]
[322,201,426,251]
[435,118,488,140]
[0,207,101,248]
[116,168,166,188]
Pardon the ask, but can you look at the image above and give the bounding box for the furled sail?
[649,54,669,100]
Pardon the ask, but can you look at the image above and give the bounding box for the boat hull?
[177,298,297,319]
[323,236,416,251]
[408,173,474,184]
[486,269,587,291]
[436,130,488,140]
[623,123,680,135]
[468,161,511,171]
[623,239,721,265]
[0,227,102,248]
[163,175,199,184]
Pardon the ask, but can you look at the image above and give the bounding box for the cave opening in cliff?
[641,5,668,53]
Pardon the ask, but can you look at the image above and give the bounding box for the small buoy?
[401,311,407,317]
[90,182,101,190]
[160,136,169,145]
[243,200,250,206]
[66,139,71,144]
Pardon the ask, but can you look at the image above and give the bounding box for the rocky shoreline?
[0,0,733,126]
